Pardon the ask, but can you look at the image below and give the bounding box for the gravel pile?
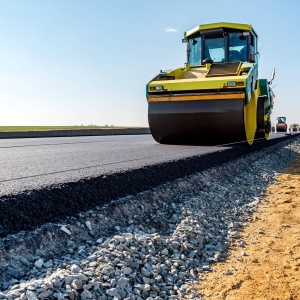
[0,138,299,299]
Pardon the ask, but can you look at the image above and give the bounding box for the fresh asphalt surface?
[0,132,297,237]
[0,134,227,197]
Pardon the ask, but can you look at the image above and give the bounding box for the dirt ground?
[194,155,300,300]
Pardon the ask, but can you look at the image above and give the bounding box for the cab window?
[188,37,201,66]
[229,32,247,62]
[204,37,225,63]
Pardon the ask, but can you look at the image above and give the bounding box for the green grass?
[0,126,129,132]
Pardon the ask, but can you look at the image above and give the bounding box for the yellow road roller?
[146,22,275,145]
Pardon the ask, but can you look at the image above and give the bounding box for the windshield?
[278,117,286,124]
[204,37,225,63]
[187,31,251,65]
[188,37,201,66]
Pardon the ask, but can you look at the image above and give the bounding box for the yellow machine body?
[147,22,274,145]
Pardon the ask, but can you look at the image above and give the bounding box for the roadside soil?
[194,155,300,300]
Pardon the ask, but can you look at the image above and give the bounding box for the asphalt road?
[0,132,295,197]
[0,134,228,197]
[0,131,298,237]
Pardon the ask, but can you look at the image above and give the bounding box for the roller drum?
[148,98,246,144]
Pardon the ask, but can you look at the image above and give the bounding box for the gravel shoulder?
[194,153,300,299]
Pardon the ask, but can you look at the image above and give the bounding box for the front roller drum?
[148,98,247,145]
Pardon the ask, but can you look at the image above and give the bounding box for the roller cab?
[147,22,275,145]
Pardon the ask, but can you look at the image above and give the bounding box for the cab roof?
[184,22,258,38]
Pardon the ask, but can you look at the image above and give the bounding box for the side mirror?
[269,68,275,84]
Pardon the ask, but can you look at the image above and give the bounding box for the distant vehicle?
[291,124,299,132]
[276,117,287,132]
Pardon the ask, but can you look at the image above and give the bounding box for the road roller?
[276,117,287,132]
[147,22,275,145]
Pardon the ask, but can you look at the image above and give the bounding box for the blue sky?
[0,0,299,127]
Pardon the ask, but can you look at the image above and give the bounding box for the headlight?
[150,85,164,91]
[227,81,237,87]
